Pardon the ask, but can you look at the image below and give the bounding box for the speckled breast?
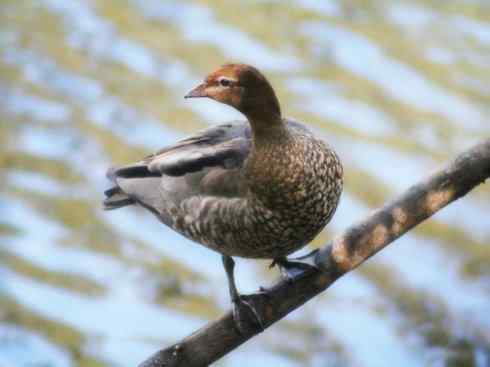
[237,134,343,258]
[175,132,343,259]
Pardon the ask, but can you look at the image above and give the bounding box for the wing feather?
[105,119,307,209]
[109,121,251,180]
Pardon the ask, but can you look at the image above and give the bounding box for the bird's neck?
[247,112,289,145]
[239,83,286,143]
[244,115,294,208]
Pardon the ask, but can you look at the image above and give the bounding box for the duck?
[103,64,343,331]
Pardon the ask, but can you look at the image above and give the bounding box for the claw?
[272,249,320,283]
[232,294,265,333]
[292,248,320,267]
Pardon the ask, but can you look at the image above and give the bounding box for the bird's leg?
[222,255,265,333]
[271,249,320,283]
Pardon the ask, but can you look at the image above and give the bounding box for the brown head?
[185,64,282,127]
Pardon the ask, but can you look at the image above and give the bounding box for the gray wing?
[104,121,252,219]
[103,119,309,216]
[111,121,251,178]
[144,118,308,176]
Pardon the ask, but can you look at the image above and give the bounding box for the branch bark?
[139,139,490,367]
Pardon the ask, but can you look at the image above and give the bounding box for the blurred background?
[1,0,489,366]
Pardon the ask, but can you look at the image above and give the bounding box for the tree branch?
[139,139,490,367]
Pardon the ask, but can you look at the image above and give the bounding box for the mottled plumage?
[104,64,343,329]
[105,117,342,257]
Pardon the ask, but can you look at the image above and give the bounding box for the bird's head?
[185,64,281,122]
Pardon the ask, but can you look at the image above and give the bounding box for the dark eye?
[219,78,232,87]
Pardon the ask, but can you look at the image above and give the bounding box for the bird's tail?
[103,186,135,210]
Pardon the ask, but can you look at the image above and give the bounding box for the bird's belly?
[178,194,337,259]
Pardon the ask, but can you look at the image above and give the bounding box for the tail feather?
[103,186,135,210]
[104,162,160,210]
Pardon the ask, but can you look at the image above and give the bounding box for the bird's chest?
[247,142,305,205]
[246,138,335,224]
